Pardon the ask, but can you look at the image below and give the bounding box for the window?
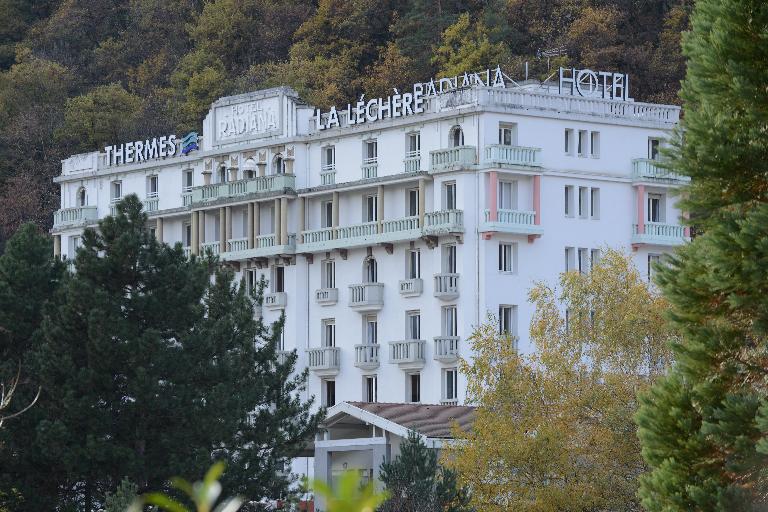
[183,223,192,247]
[498,123,517,146]
[564,185,575,217]
[365,315,378,345]
[322,319,336,347]
[77,187,87,207]
[578,187,588,218]
[273,155,284,175]
[322,146,335,171]
[591,249,602,269]
[364,375,377,403]
[147,175,158,198]
[590,188,600,219]
[590,132,600,157]
[498,180,517,210]
[565,247,576,272]
[217,166,226,183]
[407,132,421,156]
[649,138,661,161]
[364,194,378,222]
[498,242,516,273]
[449,125,464,147]
[69,235,82,259]
[648,253,661,281]
[407,189,419,217]
[246,269,259,296]
[321,200,333,228]
[364,257,377,283]
[110,181,122,202]
[364,139,378,163]
[322,259,336,289]
[648,193,663,223]
[442,306,458,336]
[273,266,285,293]
[564,129,574,155]
[442,244,457,274]
[444,182,457,210]
[444,368,458,402]
[578,248,589,274]
[578,130,588,156]
[406,249,421,279]
[407,373,421,403]
[499,305,517,338]
[406,311,421,340]
[324,380,336,407]
[183,169,194,191]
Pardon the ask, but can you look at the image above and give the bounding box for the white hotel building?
[51,69,685,489]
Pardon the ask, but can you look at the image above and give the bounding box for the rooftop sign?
[104,135,177,166]
[559,67,633,101]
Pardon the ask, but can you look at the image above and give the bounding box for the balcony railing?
[631,159,690,184]
[484,144,542,167]
[201,241,220,255]
[298,216,421,252]
[349,282,384,311]
[398,278,423,297]
[302,227,334,244]
[307,346,340,376]
[481,209,542,235]
[315,288,338,305]
[143,198,159,212]
[362,161,378,179]
[182,192,192,207]
[354,344,380,370]
[389,340,426,369]
[423,210,464,235]
[227,237,248,252]
[632,222,688,246]
[320,170,336,185]
[404,154,421,173]
[337,221,377,239]
[53,206,98,229]
[264,292,287,309]
[434,273,459,300]
[430,146,477,172]
[190,174,295,204]
[434,336,460,363]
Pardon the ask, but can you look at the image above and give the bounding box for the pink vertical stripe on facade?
[488,171,498,221]
[637,184,645,234]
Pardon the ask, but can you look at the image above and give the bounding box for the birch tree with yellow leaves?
[444,249,675,512]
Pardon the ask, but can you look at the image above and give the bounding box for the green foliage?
[308,470,387,512]
[378,431,472,512]
[105,477,139,512]
[432,13,510,77]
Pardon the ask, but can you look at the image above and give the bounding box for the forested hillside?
[0,0,690,245]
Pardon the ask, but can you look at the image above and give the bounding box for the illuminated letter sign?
[559,67,633,101]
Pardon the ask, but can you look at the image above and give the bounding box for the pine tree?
[635,0,768,509]
[378,431,472,512]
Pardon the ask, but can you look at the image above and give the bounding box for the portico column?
[257,162,266,177]
[156,217,164,243]
[371,443,391,494]
[202,170,212,186]
[191,212,198,255]
[198,210,206,248]
[637,185,645,234]
[314,448,332,512]
[488,171,498,222]
[247,203,255,249]
[225,206,232,245]
[253,201,261,242]
[533,175,541,225]
[280,197,288,246]
[377,185,384,233]
[332,191,340,239]
[298,197,305,243]
[53,235,61,259]
[219,207,226,253]
[274,199,281,242]
[418,179,426,228]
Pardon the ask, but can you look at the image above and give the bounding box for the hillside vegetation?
[0,0,690,243]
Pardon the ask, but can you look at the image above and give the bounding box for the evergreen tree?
[378,431,472,512]
[104,478,138,512]
[635,0,768,509]
[2,196,321,510]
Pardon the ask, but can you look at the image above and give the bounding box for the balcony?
[220,233,297,260]
[434,273,459,300]
[200,241,220,255]
[362,160,378,179]
[354,344,380,371]
[182,192,193,207]
[404,153,421,173]
[190,174,295,205]
[264,292,287,309]
[315,288,338,305]
[227,237,248,252]
[430,146,477,172]
[632,222,688,247]
[389,340,426,370]
[632,159,690,185]
[481,209,542,235]
[484,144,542,167]
[398,278,423,297]
[143,197,159,213]
[434,336,460,363]
[53,206,98,229]
[348,282,384,312]
[307,346,340,376]
[423,210,464,235]
[298,216,421,253]
[320,170,336,185]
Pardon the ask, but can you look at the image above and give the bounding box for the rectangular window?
[273,266,285,293]
[498,242,516,273]
[364,139,378,163]
[565,247,576,272]
[365,195,378,222]
[217,166,226,184]
[324,380,336,407]
[649,138,661,161]
[498,181,517,210]
[442,306,458,336]
[498,123,517,146]
[564,129,574,155]
[321,200,333,228]
[407,189,419,217]
[578,130,588,156]
[364,375,378,403]
[406,249,421,279]
[183,170,194,191]
[183,223,192,247]
[322,146,335,171]
[499,305,517,338]
[578,187,588,218]
[69,235,82,259]
[564,186,575,217]
[322,319,336,348]
[407,132,421,156]
[245,269,258,295]
[442,244,457,274]
[578,248,589,274]
[590,132,600,157]
[110,181,122,202]
[444,368,458,401]
[407,311,421,340]
[365,315,378,345]
[590,188,600,219]
[147,175,158,198]
[407,373,421,403]
[322,259,335,289]
[648,253,661,281]
[648,194,663,223]
[444,182,457,210]
[591,249,602,269]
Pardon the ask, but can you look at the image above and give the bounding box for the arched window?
[77,187,87,207]
[449,125,464,147]
[364,256,377,283]
[272,154,285,175]
[242,158,257,179]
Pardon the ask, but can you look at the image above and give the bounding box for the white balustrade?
[362,162,378,179]
[53,206,98,228]
[264,292,287,309]
[398,278,423,297]
[307,346,340,375]
[389,340,426,368]
[227,237,248,252]
[434,273,460,300]
[430,146,477,171]
[320,170,336,185]
[201,241,220,255]
[337,222,377,240]
[348,282,385,311]
[484,209,536,225]
[434,336,460,363]
[381,216,419,233]
[255,234,276,248]
[484,144,542,167]
[301,228,334,244]
[315,288,339,305]
[142,198,159,212]
[632,159,690,183]
[424,210,464,234]
[403,154,421,173]
[354,344,380,369]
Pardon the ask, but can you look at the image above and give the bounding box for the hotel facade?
[52,68,685,491]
